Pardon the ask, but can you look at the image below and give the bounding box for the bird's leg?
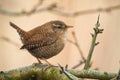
[43,58,52,66]
[36,58,42,64]
[42,58,53,70]
[32,58,43,66]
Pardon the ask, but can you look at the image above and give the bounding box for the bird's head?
[50,20,73,34]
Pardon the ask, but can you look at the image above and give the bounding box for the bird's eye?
[53,24,62,29]
[56,26,61,29]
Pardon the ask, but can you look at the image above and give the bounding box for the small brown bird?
[10,20,73,65]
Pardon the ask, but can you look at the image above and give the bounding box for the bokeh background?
[0,0,120,74]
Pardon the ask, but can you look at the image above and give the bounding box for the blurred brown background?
[0,0,120,73]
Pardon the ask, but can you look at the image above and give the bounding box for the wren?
[10,20,73,64]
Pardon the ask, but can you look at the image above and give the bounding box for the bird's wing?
[20,32,58,49]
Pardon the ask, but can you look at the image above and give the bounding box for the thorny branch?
[84,15,104,70]
[0,0,120,16]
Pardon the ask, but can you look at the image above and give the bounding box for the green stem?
[84,15,102,69]
[84,32,97,69]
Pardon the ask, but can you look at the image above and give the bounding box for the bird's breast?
[28,36,66,59]
[63,31,67,44]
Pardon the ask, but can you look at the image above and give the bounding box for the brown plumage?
[10,20,73,64]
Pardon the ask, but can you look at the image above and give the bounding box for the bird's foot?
[42,58,54,71]
[32,58,43,66]
[43,64,54,71]
[32,62,43,66]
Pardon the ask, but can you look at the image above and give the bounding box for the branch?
[58,64,80,80]
[0,0,120,17]
[50,4,120,17]
[71,60,85,69]
[71,32,85,61]
[0,36,19,47]
[0,2,57,16]
[0,64,117,80]
[68,31,86,69]
[84,15,104,69]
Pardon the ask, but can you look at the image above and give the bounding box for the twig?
[58,64,80,80]
[84,15,104,69]
[72,32,85,61]
[0,2,57,16]
[71,60,85,69]
[0,36,19,47]
[68,32,85,60]
[51,4,120,17]
[68,31,86,69]
[27,0,44,15]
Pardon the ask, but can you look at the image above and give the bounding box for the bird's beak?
[67,25,73,28]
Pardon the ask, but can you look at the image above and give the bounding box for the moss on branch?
[0,64,117,80]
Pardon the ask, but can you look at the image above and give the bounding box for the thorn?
[90,33,94,37]
[96,14,100,27]
[65,64,68,70]
[58,64,64,74]
[58,63,63,69]
[97,14,100,24]
[99,29,104,33]
[93,28,98,33]
[95,42,100,46]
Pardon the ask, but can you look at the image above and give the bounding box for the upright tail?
[9,22,27,43]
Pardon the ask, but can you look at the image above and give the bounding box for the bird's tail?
[9,22,27,43]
